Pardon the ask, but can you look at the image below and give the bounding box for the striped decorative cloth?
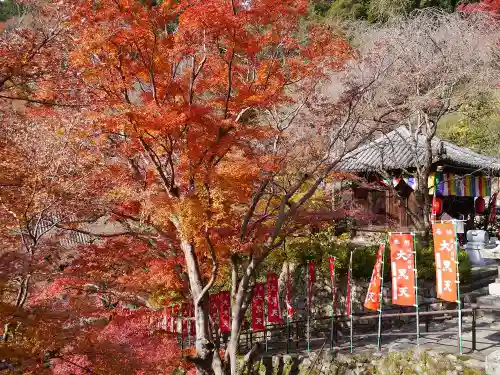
[425,173,494,197]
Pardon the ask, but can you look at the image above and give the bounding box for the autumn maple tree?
[47,0,369,373]
[2,0,378,373]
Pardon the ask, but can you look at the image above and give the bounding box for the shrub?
[262,228,472,283]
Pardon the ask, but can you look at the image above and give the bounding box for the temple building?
[336,126,500,232]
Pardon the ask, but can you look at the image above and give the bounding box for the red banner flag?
[285,268,295,319]
[209,293,219,328]
[219,291,231,333]
[189,303,195,337]
[267,273,280,323]
[389,233,416,306]
[308,261,315,309]
[432,222,458,302]
[364,244,385,311]
[172,305,179,333]
[328,256,336,315]
[347,258,352,317]
[181,303,189,338]
[490,193,497,224]
[252,283,265,330]
[154,309,162,330]
[163,307,169,332]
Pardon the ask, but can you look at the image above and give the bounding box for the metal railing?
[174,302,500,355]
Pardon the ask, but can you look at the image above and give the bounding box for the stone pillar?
[489,261,500,296]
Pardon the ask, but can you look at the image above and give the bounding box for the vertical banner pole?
[286,259,290,354]
[306,260,310,353]
[265,281,268,353]
[454,220,463,354]
[187,305,191,347]
[412,233,420,347]
[286,314,290,354]
[349,250,354,354]
[265,323,268,352]
[330,256,336,353]
[377,243,385,352]
[431,172,438,224]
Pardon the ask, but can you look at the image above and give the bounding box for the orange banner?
[364,244,385,311]
[389,233,416,306]
[432,222,458,302]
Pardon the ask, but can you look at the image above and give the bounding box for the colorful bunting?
[403,175,418,190]
[426,172,494,197]
[389,233,416,306]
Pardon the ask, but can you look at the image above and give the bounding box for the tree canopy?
[0,0,498,374]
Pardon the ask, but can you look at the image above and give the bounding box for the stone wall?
[279,266,443,321]
[245,349,485,375]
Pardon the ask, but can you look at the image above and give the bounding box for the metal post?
[286,257,291,354]
[286,315,290,354]
[306,260,311,353]
[296,321,299,349]
[425,304,430,333]
[377,243,386,352]
[265,324,268,352]
[413,233,420,347]
[453,220,463,354]
[349,250,354,354]
[181,318,184,350]
[330,256,336,353]
[472,308,477,352]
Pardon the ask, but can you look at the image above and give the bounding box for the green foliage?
[314,0,468,20]
[262,228,472,283]
[417,238,472,283]
[0,0,21,22]
[313,0,335,16]
[263,228,379,281]
[327,0,369,21]
[438,95,500,158]
[366,0,413,22]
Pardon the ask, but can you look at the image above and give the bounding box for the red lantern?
[432,197,443,216]
[475,197,486,214]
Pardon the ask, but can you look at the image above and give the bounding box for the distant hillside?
[313,0,482,21]
[0,0,21,22]
[437,95,500,157]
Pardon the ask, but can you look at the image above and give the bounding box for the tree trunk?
[225,288,245,375]
[227,337,239,375]
[225,256,257,375]
[180,240,216,375]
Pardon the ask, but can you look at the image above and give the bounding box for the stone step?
[460,266,497,296]
[469,265,497,282]
[462,286,489,304]
[461,276,497,295]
